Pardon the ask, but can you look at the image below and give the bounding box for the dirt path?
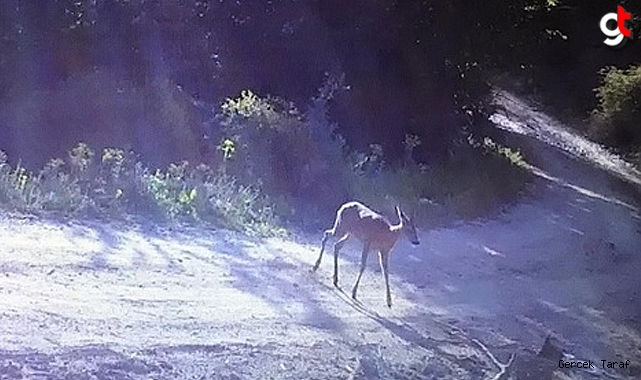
[0,91,640,379]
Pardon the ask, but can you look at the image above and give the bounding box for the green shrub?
[595,65,641,115]
[0,146,90,214]
[212,82,529,227]
[94,147,138,214]
[426,152,528,220]
[341,131,530,224]
[216,79,352,223]
[38,157,89,213]
[143,165,196,220]
[473,136,526,168]
[200,172,285,236]
[590,65,641,155]
[0,160,41,211]
[218,89,319,197]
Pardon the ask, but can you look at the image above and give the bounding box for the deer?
[311,201,420,307]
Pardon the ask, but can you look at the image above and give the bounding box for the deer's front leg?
[333,234,349,287]
[351,243,370,300]
[379,251,392,307]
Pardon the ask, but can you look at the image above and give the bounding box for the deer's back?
[335,202,393,245]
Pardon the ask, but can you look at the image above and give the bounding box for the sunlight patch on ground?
[521,161,638,213]
[1,198,639,370]
[0,223,103,266]
[465,241,507,261]
[491,90,641,187]
[537,299,569,314]
[482,246,503,257]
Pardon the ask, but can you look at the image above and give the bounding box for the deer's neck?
[389,222,403,236]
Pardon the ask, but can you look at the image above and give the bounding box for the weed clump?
[0,143,283,237]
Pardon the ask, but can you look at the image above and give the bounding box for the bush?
[590,65,641,156]
[0,156,43,211]
[218,89,316,198]
[343,141,529,224]
[215,77,353,224]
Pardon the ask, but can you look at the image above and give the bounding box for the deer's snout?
[411,240,420,246]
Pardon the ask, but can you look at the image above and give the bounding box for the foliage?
[210,80,531,228]
[0,74,531,233]
[0,162,41,211]
[2,0,640,175]
[216,80,351,223]
[219,139,236,161]
[200,173,285,237]
[144,164,197,219]
[590,65,641,156]
[0,144,283,237]
[38,157,89,213]
[342,134,529,223]
[468,136,527,168]
[0,0,602,235]
[219,89,312,197]
[0,70,202,169]
[595,65,641,115]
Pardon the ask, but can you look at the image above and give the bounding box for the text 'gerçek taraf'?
[559,359,631,369]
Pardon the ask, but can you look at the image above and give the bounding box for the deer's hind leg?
[312,229,334,272]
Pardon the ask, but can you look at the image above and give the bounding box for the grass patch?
[0,144,285,237]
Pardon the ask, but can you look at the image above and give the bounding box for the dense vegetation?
[590,65,641,165]
[0,80,528,234]
[0,0,639,233]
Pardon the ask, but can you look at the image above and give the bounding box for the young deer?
[312,201,419,307]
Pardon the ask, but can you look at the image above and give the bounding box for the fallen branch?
[471,338,515,380]
[346,358,362,380]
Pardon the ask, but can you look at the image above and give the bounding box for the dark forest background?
[0,0,640,230]
[1,0,639,167]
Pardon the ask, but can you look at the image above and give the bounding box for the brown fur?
[312,201,419,307]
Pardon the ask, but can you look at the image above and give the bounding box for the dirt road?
[1,91,640,379]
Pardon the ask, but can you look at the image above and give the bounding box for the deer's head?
[396,206,419,245]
